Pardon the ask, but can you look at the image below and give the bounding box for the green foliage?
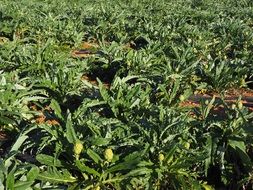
[1,0,253,189]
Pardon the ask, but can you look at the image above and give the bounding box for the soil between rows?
[184,88,253,111]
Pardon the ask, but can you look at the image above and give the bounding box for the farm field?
[1,0,253,189]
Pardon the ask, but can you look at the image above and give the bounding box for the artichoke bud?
[158,153,165,162]
[104,148,113,162]
[74,142,83,155]
[238,101,243,110]
[184,142,190,149]
[179,95,185,102]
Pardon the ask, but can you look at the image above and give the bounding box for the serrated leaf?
[65,113,77,144]
[36,154,63,167]
[137,161,154,167]
[125,167,152,177]
[14,84,26,90]
[75,160,100,177]
[6,164,15,190]
[106,159,139,173]
[130,98,140,109]
[165,143,177,163]
[0,115,15,125]
[26,166,39,181]
[90,137,110,146]
[50,99,63,120]
[10,135,28,152]
[87,149,102,164]
[37,167,76,184]
[123,151,141,162]
[98,79,111,102]
[14,181,34,190]
[228,139,246,151]
[22,96,47,102]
